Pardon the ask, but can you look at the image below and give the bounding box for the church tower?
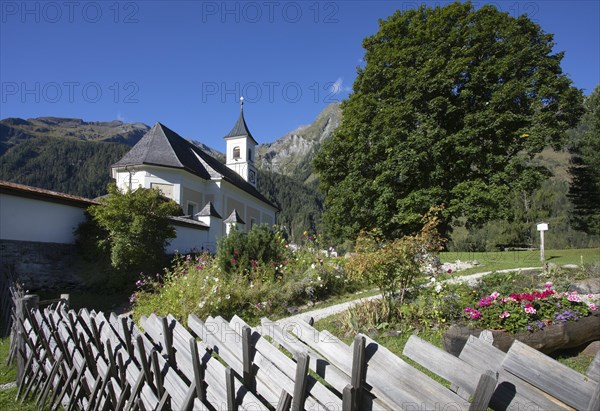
[224,97,258,187]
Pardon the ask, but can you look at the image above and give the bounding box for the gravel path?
[276,266,544,327]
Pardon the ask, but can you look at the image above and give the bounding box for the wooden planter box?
[443,311,600,356]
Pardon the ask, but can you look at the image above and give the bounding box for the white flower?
[430,277,436,283]
[435,284,443,293]
[225,294,231,300]
[311,263,316,269]
[198,301,205,308]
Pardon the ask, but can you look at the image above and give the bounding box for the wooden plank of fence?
[458,333,572,410]
[291,352,309,411]
[143,314,235,409]
[189,337,206,403]
[403,334,484,396]
[226,367,237,411]
[241,325,254,389]
[285,318,411,408]
[90,315,160,411]
[361,332,468,409]
[193,315,282,408]
[502,339,597,410]
[588,350,600,382]
[218,314,347,410]
[161,316,176,366]
[350,334,366,410]
[273,317,402,409]
[36,351,64,409]
[260,318,351,394]
[231,316,343,410]
[469,370,497,411]
[276,389,292,411]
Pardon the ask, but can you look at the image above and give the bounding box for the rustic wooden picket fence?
[0,268,22,338]
[10,294,600,410]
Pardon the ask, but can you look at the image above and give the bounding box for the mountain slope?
[0,117,149,198]
[256,103,341,181]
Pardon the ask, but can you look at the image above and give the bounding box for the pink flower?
[524,304,537,314]
[544,282,553,289]
[499,311,510,319]
[490,291,500,299]
[464,307,482,319]
[567,293,581,302]
[589,304,597,311]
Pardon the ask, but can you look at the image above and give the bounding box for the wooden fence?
[10,295,600,411]
[0,268,23,338]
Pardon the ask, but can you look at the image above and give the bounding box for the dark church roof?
[223,209,245,224]
[196,201,222,219]
[223,100,258,145]
[111,122,276,210]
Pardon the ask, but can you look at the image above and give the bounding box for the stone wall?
[0,240,84,291]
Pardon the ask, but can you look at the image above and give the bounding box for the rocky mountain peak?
[256,102,341,178]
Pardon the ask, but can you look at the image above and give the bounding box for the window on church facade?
[233,146,241,159]
[187,202,196,216]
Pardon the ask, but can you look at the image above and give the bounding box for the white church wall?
[167,225,212,254]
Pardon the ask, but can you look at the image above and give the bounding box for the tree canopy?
[568,86,600,235]
[314,1,584,242]
[83,184,182,275]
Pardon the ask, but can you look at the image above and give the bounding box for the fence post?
[60,294,70,309]
[291,352,310,411]
[242,325,255,390]
[15,294,39,384]
[351,334,367,410]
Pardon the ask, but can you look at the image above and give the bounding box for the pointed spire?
[224,97,257,144]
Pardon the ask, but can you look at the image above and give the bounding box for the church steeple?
[224,97,258,144]
[224,97,258,186]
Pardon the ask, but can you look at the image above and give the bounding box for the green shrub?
[132,239,361,325]
[215,225,288,280]
[399,280,473,330]
[346,207,445,318]
[76,184,181,289]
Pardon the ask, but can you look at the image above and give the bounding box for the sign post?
[537,222,549,263]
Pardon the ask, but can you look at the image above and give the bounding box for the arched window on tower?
[233,146,241,159]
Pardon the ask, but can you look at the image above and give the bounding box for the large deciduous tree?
[568,86,600,235]
[314,1,583,242]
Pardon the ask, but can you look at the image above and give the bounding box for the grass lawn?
[0,337,38,410]
[440,247,600,275]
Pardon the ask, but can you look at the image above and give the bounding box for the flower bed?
[463,283,596,333]
[443,283,599,355]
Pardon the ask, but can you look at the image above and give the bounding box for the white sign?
[537,223,549,231]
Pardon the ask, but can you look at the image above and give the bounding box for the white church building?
[111,99,278,253]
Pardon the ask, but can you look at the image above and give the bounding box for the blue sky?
[1,1,599,150]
